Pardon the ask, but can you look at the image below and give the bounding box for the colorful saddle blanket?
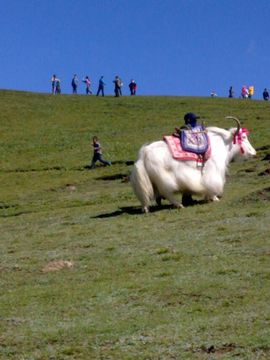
[180,126,209,154]
[163,134,211,163]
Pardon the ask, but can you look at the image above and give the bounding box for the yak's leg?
[142,205,149,213]
[156,176,184,209]
[182,193,194,206]
[154,188,162,207]
[156,196,162,206]
[204,195,220,202]
[161,190,184,209]
[155,193,166,207]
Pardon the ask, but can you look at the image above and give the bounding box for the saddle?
[163,126,211,164]
[180,125,209,154]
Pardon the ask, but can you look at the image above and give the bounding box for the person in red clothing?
[82,76,92,95]
[129,79,137,95]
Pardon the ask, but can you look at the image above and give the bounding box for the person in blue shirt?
[263,88,269,101]
[183,112,200,128]
[96,76,105,96]
[181,113,206,206]
[90,136,111,169]
[51,74,56,94]
[173,112,200,137]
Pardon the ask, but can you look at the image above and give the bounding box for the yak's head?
[226,116,256,161]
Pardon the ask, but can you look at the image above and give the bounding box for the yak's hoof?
[173,203,184,209]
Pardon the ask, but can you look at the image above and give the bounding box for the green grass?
[1,90,270,359]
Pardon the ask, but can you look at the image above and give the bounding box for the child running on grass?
[90,136,111,169]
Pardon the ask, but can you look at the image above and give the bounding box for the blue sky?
[1,0,269,98]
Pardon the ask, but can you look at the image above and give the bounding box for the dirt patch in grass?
[195,343,238,355]
[0,203,16,210]
[194,344,270,357]
[257,145,270,151]
[48,183,77,192]
[242,187,270,202]
[242,166,257,173]
[42,260,74,273]
[262,153,270,161]
[258,168,270,176]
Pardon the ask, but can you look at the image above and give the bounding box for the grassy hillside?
[1,90,270,359]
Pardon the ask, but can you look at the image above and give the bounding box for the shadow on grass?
[95,173,129,181]
[83,160,134,171]
[92,205,173,218]
[92,201,204,218]
[1,161,134,173]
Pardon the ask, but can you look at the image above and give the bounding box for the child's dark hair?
[93,136,98,141]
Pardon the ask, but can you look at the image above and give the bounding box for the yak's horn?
[225,116,241,135]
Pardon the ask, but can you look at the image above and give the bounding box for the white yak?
[131,117,256,212]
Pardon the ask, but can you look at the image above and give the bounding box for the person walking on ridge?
[82,76,92,95]
[96,76,105,96]
[55,77,61,94]
[113,76,122,97]
[71,74,79,94]
[263,88,269,100]
[51,74,56,94]
[129,79,137,95]
[228,86,234,98]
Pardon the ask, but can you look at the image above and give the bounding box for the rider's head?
[184,113,200,128]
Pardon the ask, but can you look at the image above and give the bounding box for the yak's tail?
[130,146,154,212]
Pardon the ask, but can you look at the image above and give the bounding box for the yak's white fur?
[131,127,256,212]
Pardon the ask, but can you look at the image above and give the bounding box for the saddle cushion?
[180,126,209,154]
[163,134,211,163]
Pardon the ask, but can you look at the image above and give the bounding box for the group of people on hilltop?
[241,85,254,99]
[213,85,269,100]
[71,75,93,95]
[227,85,255,99]
[51,74,137,96]
[226,85,269,100]
[111,76,137,96]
